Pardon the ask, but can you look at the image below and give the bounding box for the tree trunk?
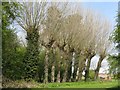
[62,65,68,82]
[94,55,105,80]
[57,70,60,83]
[76,58,86,81]
[76,67,83,81]
[78,70,83,81]
[24,28,39,80]
[62,58,68,82]
[75,67,79,81]
[56,59,61,83]
[85,55,93,81]
[51,49,55,82]
[44,49,49,84]
[75,54,81,81]
[70,52,75,81]
[51,63,55,82]
[78,59,86,81]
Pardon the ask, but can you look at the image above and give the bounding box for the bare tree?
[80,10,107,81]
[67,9,110,81]
[14,1,111,83]
[40,2,68,83]
[16,1,48,80]
[55,11,83,82]
[94,19,111,80]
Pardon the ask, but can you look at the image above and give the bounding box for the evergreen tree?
[109,2,120,79]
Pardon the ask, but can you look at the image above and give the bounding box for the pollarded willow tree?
[82,10,97,81]
[68,9,101,81]
[16,1,48,80]
[61,12,83,82]
[94,19,111,80]
[75,9,112,81]
[16,1,112,83]
[81,10,103,81]
[40,2,68,83]
[53,6,112,82]
[69,9,112,81]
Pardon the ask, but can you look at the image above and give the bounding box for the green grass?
[37,80,119,88]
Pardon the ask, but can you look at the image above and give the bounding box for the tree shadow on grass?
[106,86,120,90]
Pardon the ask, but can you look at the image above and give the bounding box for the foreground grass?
[3,78,119,88]
[37,80,119,88]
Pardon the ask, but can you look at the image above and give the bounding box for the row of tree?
[2,1,113,84]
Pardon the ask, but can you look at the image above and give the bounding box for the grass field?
[3,79,119,88]
[37,80,119,88]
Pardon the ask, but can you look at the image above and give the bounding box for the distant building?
[98,73,111,80]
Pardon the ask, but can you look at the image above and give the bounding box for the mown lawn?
[37,80,119,88]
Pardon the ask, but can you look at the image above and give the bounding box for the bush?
[89,70,95,80]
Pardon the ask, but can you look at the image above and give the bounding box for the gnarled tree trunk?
[56,57,61,83]
[85,54,95,81]
[75,67,79,81]
[84,58,91,81]
[62,58,68,82]
[78,59,86,81]
[94,55,105,80]
[51,63,55,82]
[24,28,39,81]
[62,65,68,82]
[51,49,55,82]
[44,49,49,84]
[70,52,75,81]
[76,57,86,81]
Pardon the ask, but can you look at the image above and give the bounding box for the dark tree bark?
[78,59,86,81]
[94,55,105,80]
[62,71,67,82]
[56,41,67,83]
[75,57,86,81]
[62,61,68,82]
[84,58,91,81]
[76,58,86,81]
[84,54,95,81]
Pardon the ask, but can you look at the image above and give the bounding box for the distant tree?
[108,55,119,79]
[108,4,120,79]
